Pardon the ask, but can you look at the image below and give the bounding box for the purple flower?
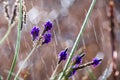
[42,21,53,35]
[68,66,76,77]
[44,21,52,31]
[92,58,102,67]
[58,48,68,64]
[74,53,85,65]
[31,26,40,41]
[42,32,52,44]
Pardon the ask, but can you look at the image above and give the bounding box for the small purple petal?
[75,56,82,65]
[58,48,68,64]
[42,32,52,44]
[31,26,40,41]
[44,21,53,31]
[74,53,85,65]
[92,58,102,67]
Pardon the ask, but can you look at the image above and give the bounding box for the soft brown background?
[0,0,120,80]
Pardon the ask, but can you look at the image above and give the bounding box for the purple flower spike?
[42,21,53,35]
[92,58,102,67]
[44,21,52,31]
[31,26,40,41]
[58,48,68,64]
[75,53,85,65]
[42,32,52,44]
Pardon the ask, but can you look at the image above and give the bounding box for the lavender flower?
[58,48,68,64]
[74,53,85,65]
[92,58,102,67]
[42,21,53,35]
[68,66,76,77]
[31,26,40,41]
[42,32,52,44]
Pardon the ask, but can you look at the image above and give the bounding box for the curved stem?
[14,45,36,80]
[7,0,23,80]
[0,24,12,45]
[58,0,96,80]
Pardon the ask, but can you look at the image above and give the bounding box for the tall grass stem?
[58,0,96,80]
[14,46,36,80]
[7,0,23,79]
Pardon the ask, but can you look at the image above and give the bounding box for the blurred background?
[0,0,120,80]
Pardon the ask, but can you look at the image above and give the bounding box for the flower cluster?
[30,20,53,45]
[68,57,102,77]
[67,53,85,77]
[57,48,102,78]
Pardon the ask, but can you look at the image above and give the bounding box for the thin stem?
[7,0,23,80]
[0,24,12,45]
[14,23,45,79]
[58,0,96,80]
[87,70,96,80]
[50,64,60,80]
[0,76,3,80]
[14,45,36,80]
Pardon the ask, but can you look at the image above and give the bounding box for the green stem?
[14,45,36,80]
[58,0,96,80]
[88,70,96,80]
[0,75,3,80]
[7,0,23,80]
[50,64,60,80]
[0,24,12,45]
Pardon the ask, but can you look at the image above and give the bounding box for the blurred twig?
[109,1,118,80]
[100,63,113,80]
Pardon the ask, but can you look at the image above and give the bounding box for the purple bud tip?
[92,58,102,67]
[44,21,53,31]
[75,56,82,65]
[58,48,68,64]
[64,48,68,52]
[42,32,52,44]
[74,53,85,65]
[31,26,40,41]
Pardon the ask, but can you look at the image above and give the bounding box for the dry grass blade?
[98,63,113,80]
